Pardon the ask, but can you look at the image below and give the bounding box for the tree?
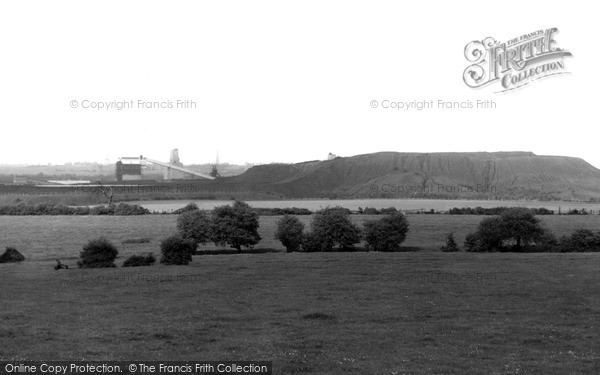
[0,247,25,263]
[464,208,550,252]
[466,216,504,252]
[275,215,305,252]
[123,253,156,267]
[559,229,600,252]
[78,238,118,268]
[440,232,459,252]
[96,182,114,205]
[301,232,323,252]
[499,208,546,250]
[177,209,211,247]
[210,201,261,251]
[309,207,361,251]
[362,207,380,215]
[160,235,195,265]
[363,212,409,252]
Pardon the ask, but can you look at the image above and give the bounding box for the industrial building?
[115,150,215,181]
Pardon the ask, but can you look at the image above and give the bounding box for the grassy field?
[1,215,600,373]
[1,252,599,373]
[1,214,600,262]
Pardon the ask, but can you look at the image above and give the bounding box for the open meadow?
[1,214,600,373]
[1,214,600,261]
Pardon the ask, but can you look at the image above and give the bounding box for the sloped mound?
[227,151,600,200]
[0,247,25,263]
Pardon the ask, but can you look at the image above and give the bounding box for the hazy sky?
[0,1,597,167]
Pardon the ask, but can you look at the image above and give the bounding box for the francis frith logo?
[463,27,572,92]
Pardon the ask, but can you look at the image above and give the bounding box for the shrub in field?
[0,203,90,215]
[173,202,200,214]
[77,238,118,268]
[114,203,150,215]
[447,206,555,216]
[531,207,554,215]
[275,215,305,252]
[380,207,398,215]
[363,212,409,252]
[160,235,195,265]
[531,231,559,252]
[464,217,503,252]
[464,232,483,252]
[464,208,551,252]
[559,229,600,252]
[177,209,211,247]
[252,207,312,216]
[123,253,156,267]
[300,232,324,252]
[210,201,261,251]
[308,207,362,251]
[362,207,380,215]
[0,203,151,216]
[440,232,459,252]
[0,247,25,263]
[90,205,115,215]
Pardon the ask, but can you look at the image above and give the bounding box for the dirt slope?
[227,152,600,200]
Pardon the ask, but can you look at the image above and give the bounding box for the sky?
[0,1,597,168]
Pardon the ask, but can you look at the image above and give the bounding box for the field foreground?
[1,251,599,374]
[2,215,600,262]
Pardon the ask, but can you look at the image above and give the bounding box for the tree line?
[59,202,600,271]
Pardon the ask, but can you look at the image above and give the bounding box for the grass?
[1,215,600,262]
[1,214,600,372]
[121,238,152,244]
[1,252,599,373]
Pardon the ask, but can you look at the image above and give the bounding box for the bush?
[440,232,459,252]
[530,231,559,252]
[114,203,150,215]
[464,232,483,252]
[464,208,552,252]
[275,215,305,252]
[363,212,409,252]
[380,207,398,215]
[308,207,362,251]
[90,205,115,215]
[566,209,589,215]
[123,253,156,267]
[0,203,90,215]
[559,229,600,252]
[301,232,324,252]
[0,247,25,263]
[177,209,211,247]
[467,216,505,252]
[531,207,554,215]
[210,201,261,251]
[362,207,380,215]
[252,207,312,216]
[173,202,200,215]
[447,206,555,216]
[160,235,195,265]
[0,203,150,216]
[78,238,118,268]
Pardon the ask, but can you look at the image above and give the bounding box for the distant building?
[116,157,143,181]
[327,152,337,160]
[46,180,91,185]
[12,176,30,185]
[170,148,183,167]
